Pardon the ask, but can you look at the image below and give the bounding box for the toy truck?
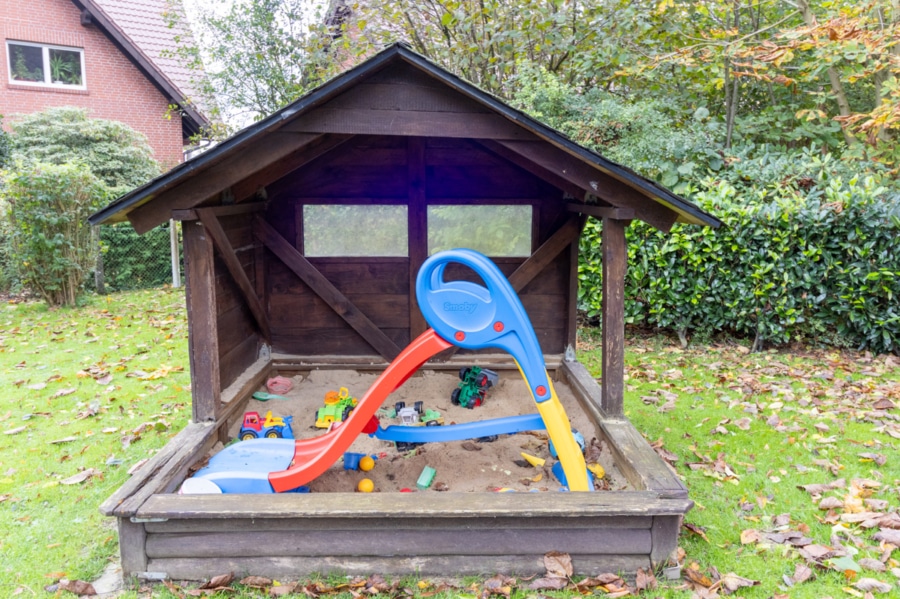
[450,366,499,408]
[315,387,358,429]
[240,411,294,440]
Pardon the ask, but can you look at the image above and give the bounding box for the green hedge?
[100,222,175,292]
[578,177,900,354]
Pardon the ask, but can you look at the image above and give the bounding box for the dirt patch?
[205,367,629,494]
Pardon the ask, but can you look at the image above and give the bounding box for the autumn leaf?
[61,468,101,485]
[684,564,714,588]
[240,576,272,588]
[853,578,892,593]
[791,563,813,585]
[199,572,234,589]
[542,551,572,579]
[58,579,97,596]
[683,522,710,542]
[740,529,760,544]
[635,567,657,591]
[714,572,759,594]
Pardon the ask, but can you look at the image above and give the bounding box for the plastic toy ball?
[359,455,375,472]
[357,478,375,493]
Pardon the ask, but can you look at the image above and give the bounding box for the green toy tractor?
[450,366,499,409]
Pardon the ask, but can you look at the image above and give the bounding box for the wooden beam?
[407,137,428,337]
[285,107,537,141]
[601,217,628,417]
[567,215,588,350]
[231,134,354,202]
[476,139,585,200]
[172,202,267,222]
[182,221,220,422]
[567,203,635,221]
[197,209,271,342]
[508,214,584,292]
[495,140,678,231]
[252,216,403,362]
[128,132,321,234]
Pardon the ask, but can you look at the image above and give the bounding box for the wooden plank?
[198,209,271,341]
[426,165,556,199]
[280,165,408,199]
[145,514,653,533]
[172,202,267,222]
[327,82,492,114]
[231,134,353,202]
[147,554,651,580]
[270,328,410,357]
[650,515,682,567]
[495,140,678,231]
[560,361,604,417]
[128,132,321,234]
[566,216,586,350]
[253,216,403,361]
[508,214,583,292]
[567,203,635,221]
[146,527,650,559]
[182,221,220,422]
[137,489,692,520]
[268,293,410,329]
[269,260,410,296]
[218,335,260,390]
[285,107,537,140]
[408,137,428,337]
[100,422,216,517]
[477,139,584,199]
[117,518,147,576]
[601,218,627,417]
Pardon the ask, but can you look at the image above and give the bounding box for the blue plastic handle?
[416,249,552,402]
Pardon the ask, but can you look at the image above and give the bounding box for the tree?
[3,162,108,307]
[9,106,159,196]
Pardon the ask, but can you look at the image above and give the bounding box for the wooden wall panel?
[271,328,411,356]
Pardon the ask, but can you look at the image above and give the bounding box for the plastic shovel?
[252,391,290,401]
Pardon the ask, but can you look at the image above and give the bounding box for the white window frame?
[6,40,86,89]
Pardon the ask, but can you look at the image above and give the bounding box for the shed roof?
[90,43,721,232]
[73,0,209,136]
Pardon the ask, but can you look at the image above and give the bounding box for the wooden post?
[601,217,628,417]
[117,518,148,577]
[182,220,221,422]
[407,137,428,337]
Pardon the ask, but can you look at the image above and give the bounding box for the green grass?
[1,289,898,597]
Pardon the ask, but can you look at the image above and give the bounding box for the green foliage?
[100,223,176,292]
[2,162,109,307]
[579,167,900,354]
[0,115,11,169]
[8,106,159,196]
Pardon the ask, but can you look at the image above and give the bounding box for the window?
[303,205,408,257]
[427,205,532,257]
[7,41,85,88]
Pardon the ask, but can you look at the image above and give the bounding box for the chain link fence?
[96,221,182,292]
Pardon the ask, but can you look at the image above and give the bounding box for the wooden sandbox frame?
[92,44,718,580]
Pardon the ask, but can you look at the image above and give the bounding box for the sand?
[203,367,629,494]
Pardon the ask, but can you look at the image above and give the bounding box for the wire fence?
[97,221,181,293]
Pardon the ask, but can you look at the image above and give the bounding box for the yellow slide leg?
[535,378,590,491]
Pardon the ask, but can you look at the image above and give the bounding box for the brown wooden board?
[270,328,411,356]
[601,218,627,417]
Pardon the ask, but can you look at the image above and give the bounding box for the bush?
[3,162,108,306]
[100,222,176,292]
[579,174,900,354]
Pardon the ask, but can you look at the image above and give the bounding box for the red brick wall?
[1,0,184,168]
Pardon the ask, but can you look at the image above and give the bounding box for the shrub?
[579,175,900,354]
[3,162,108,306]
[100,222,176,292]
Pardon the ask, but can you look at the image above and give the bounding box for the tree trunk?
[797,0,856,146]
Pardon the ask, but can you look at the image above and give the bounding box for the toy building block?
[520,452,546,468]
[416,466,436,490]
[315,387,358,429]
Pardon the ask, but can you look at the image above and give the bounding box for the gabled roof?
[90,43,721,232]
[73,0,209,136]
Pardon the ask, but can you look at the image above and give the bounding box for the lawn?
[1,288,898,598]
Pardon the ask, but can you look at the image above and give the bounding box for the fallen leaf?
[859,558,886,572]
[96,375,113,385]
[61,468,101,485]
[240,576,272,588]
[199,573,234,589]
[28,382,47,390]
[683,522,709,542]
[527,577,568,590]
[543,551,572,579]
[3,426,26,435]
[819,496,844,510]
[635,567,657,591]
[853,578,892,593]
[716,572,759,594]
[791,563,813,584]
[58,579,97,595]
[269,584,296,597]
[740,529,760,544]
[50,388,77,399]
[50,436,78,444]
[684,565,713,588]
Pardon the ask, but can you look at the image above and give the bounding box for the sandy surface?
[203,367,629,494]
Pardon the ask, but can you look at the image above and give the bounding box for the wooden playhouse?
[91,43,720,581]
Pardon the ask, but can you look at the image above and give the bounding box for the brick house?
[1,0,208,168]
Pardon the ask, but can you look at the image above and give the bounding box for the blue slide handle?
[416,249,552,402]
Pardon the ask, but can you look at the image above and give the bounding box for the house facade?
[1,0,207,168]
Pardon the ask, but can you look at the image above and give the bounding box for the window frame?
[6,40,86,89]
[301,202,410,258]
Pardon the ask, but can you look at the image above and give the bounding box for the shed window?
[427,205,532,257]
[6,41,85,88]
[303,205,408,257]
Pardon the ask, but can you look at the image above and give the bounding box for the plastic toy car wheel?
[342,406,353,421]
[414,401,424,415]
[459,367,470,380]
[265,430,280,439]
[240,431,257,441]
[425,419,440,427]
[450,388,460,405]
[394,401,405,413]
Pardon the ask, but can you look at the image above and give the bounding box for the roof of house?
[89,43,721,231]
[72,0,209,135]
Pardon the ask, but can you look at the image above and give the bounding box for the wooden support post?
[601,217,628,417]
[118,518,148,577]
[182,220,221,422]
[408,137,428,337]
[567,215,587,351]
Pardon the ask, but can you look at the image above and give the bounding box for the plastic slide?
[191,249,590,493]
